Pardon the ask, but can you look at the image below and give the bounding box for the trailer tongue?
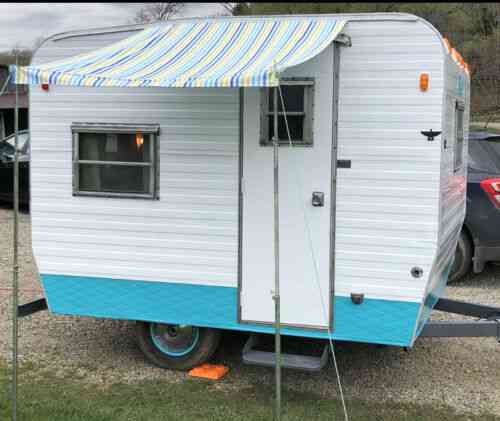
[420,298,500,340]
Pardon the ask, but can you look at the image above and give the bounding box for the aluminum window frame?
[71,122,160,200]
[259,77,315,147]
[454,102,465,173]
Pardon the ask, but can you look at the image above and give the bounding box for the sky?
[0,3,226,51]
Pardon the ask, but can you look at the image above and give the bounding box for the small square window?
[72,123,159,199]
[260,79,314,146]
[454,103,464,172]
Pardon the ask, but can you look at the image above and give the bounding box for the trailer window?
[260,78,314,146]
[72,123,159,199]
[454,103,465,171]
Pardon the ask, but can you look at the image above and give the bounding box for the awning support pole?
[11,52,19,421]
[272,85,282,421]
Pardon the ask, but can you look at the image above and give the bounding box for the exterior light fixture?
[136,133,144,149]
[419,73,429,92]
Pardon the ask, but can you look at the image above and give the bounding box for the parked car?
[449,131,500,282]
[0,130,30,206]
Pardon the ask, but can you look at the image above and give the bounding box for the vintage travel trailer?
[16,13,471,370]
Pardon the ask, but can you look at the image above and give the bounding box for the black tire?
[136,321,221,371]
[448,229,472,283]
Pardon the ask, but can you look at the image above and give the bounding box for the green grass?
[0,363,498,421]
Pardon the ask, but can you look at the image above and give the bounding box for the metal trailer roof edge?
[35,12,419,48]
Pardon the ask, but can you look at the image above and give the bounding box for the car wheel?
[136,322,221,371]
[448,230,472,283]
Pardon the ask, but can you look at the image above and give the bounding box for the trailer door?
[239,47,336,330]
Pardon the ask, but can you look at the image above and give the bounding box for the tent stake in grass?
[11,51,20,421]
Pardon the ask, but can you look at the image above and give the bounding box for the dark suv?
[450,131,500,281]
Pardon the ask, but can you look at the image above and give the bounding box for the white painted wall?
[30,30,240,287]
[421,53,470,308]
[438,53,470,258]
[333,18,446,303]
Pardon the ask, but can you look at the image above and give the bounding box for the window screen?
[260,79,314,146]
[72,124,159,199]
[454,103,465,171]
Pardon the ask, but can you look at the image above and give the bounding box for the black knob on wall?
[351,293,364,305]
[312,191,324,207]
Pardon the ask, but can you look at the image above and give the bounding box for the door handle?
[312,192,324,207]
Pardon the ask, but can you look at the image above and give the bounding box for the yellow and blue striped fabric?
[15,18,346,88]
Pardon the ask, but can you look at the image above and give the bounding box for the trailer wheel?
[136,322,221,371]
[448,229,472,283]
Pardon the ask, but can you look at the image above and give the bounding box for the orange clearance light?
[443,37,452,54]
[41,83,49,91]
[457,51,465,67]
[136,133,144,149]
[419,73,429,92]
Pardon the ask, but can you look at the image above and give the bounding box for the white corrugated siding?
[439,54,469,246]
[420,54,470,302]
[334,20,445,302]
[30,30,240,287]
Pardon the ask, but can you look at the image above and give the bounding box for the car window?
[468,138,500,173]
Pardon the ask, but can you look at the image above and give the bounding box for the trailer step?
[242,334,329,372]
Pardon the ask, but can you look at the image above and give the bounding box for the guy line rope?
[277,84,350,421]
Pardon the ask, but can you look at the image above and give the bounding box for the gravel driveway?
[1,205,500,416]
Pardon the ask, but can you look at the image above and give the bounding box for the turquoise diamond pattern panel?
[41,274,420,347]
[41,275,237,327]
[333,298,418,346]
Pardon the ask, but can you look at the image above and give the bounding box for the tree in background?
[221,3,250,16]
[133,3,185,24]
[0,37,49,66]
[229,2,500,122]
[0,45,32,66]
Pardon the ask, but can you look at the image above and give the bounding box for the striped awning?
[15,18,346,88]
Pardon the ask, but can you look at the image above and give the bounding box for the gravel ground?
[1,205,500,416]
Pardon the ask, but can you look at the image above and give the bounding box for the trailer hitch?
[420,298,500,341]
[17,298,48,318]
[434,297,500,319]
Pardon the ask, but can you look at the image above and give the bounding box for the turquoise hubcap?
[150,323,200,357]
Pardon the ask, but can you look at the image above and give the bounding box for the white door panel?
[240,47,334,328]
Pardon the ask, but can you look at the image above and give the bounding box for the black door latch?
[312,192,324,207]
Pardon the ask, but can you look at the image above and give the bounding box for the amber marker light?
[419,73,429,92]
